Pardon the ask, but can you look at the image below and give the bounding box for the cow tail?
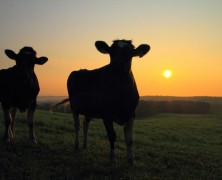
[50,98,69,111]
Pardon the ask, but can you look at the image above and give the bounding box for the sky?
[0,0,222,97]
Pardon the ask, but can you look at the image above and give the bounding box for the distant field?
[37,95,222,104]
[0,105,222,179]
[37,96,68,103]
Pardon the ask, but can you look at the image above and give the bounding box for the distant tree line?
[141,96,222,105]
[37,100,211,118]
[136,100,211,118]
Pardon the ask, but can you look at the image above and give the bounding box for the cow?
[0,47,48,143]
[53,40,150,163]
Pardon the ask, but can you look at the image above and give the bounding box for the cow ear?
[5,49,17,60]
[95,41,110,54]
[134,44,150,58]
[35,57,48,65]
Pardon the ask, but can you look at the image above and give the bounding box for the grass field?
[0,106,222,179]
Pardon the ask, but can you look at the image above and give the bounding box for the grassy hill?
[0,107,222,179]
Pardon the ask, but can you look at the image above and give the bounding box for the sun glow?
[163,70,172,78]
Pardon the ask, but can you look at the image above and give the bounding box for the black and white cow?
[0,47,48,143]
[54,40,150,163]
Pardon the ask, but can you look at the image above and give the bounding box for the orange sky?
[0,1,222,97]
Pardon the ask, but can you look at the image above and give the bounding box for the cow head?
[95,40,150,63]
[5,47,48,70]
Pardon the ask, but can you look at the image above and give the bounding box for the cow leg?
[73,112,80,149]
[10,107,17,137]
[27,109,37,143]
[83,116,90,149]
[124,117,134,164]
[103,119,117,163]
[3,108,13,142]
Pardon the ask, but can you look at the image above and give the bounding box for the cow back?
[67,64,139,124]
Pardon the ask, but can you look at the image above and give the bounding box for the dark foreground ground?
[0,105,222,179]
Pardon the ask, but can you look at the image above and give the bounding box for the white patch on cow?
[118,41,128,48]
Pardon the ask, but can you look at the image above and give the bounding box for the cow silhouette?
[0,47,48,143]
[53,40,150,163]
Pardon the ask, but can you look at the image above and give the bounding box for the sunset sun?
[163,70,172,78]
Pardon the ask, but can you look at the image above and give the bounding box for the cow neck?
[109,61,132,75]
[14,65,35,76]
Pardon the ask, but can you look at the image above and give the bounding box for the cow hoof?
[4,138,12,143]
[109,152,117,163]
[74,145,80,152]
[127,158,135,165]
[82,144,88,150]
[32,139,38,144]
[3,134,12,143]
[110,158,117,164]
[30,136,37,144]
[3,137,12,143]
